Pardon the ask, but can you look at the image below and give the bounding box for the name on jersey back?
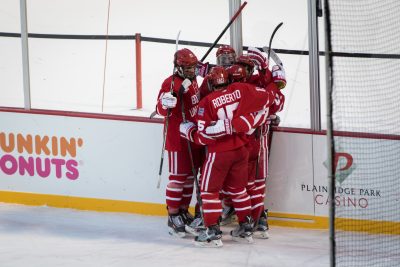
[211,90,241,109]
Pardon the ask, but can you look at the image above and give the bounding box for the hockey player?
[185,44,238,231]
[155,48,203,238]
[199,44,237,98]
[221,48,286,238]
[218,54,256,227]
[179,66,279,247]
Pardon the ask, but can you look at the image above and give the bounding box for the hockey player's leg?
[225,146,254,243]
[166,172,187,237]
[185,202,204,236]
[183,147,206,236]
[254,208,269,239]
[248,177,268,239]
[220,190,236,226]
[167,212,186,238]
[185,215,204,236]
[194,191,223,247]
[180,175,195,225]
[253,141,270,239]
[228,186,254,244]
[230,215,255,244]
[194,224,223,248]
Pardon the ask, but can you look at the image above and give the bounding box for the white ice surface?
[0,203,329,267]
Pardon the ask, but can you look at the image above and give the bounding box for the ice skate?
[230,216,254,243]
[253,209,269,239]
[168,214,186,238]
[180,209,194,225]
[194,225,223,248]
[220,205,237,226]
[185,213,205,236]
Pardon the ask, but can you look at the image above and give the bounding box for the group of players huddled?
[155,45,286,247]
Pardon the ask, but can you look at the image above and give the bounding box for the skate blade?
[253,230,269,239]
[168,227,186,238]
[231,235,254,244]
[194,239,223,248]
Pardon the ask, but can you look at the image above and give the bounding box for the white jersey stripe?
[202,199,221,203]
[251,202,264,210]
[232,196,250,202]
[203,209,223,213]
[166,196,182,201]
[239,116,252,131]
[166,187,183,192]
[204,153,215,191]
[221,188,246,195]
[234,206,252,211]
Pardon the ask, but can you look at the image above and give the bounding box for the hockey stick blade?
[150,110,157,119]
[262,47,283,67]
[157,174,161,188]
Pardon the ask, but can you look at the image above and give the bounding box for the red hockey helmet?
[236,54,255,77]
[216,45,236,67]
[206,66,229,91]
[227,64,247,83]
[174,48,198,79]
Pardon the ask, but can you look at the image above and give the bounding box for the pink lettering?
[66,160,79,180]
[0,154,18,175]
[51,159,66,179]
[18,156,35,176]
[36,157,51,178]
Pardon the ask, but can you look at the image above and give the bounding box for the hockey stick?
[156,30,181,188]
[179,89,204,221]
[254,23,283,181]
[151,3,247,118]
[150,31,182,120]
[262,47,283,67]
[200,1,247,62]
[266,22,283,65]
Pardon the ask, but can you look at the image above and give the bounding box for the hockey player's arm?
[179,121,217,146]
[192,102,221,145]
[234,83,278,116]
[192,120,218,145]
[231,108,269,133]
[179,102,217,145]
[231,114,254,133]
[252,83,278,111]
[156,79,177,117]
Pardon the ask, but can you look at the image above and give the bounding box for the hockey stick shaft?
[200,1,247,62]
[267,22,283,63]
[157,30,181,188]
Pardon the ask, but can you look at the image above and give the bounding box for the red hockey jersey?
[195,82,278,152]
[156,75,200,151]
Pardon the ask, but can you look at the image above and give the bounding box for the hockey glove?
[179,121,196,142]
[272,65,286,90]
[161,92,177,109]
[265,114,280,126]
[205,119,233,138]
[196,61,210,78]
[248,47,268,71]
[179,78,192,95]
[270,114,281,126]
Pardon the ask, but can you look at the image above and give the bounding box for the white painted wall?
[1,112,399,222]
